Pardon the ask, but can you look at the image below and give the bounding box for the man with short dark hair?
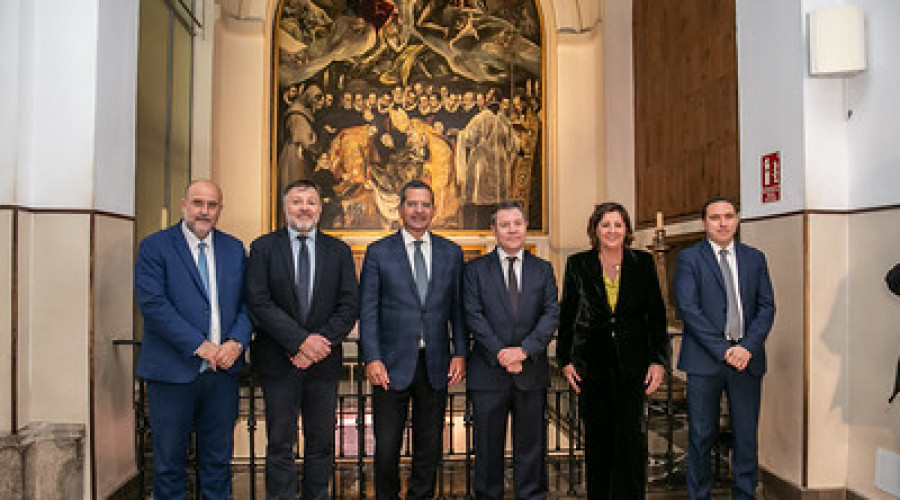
[245,179,359,500]
[674,197,776,500]
[135,180,251,500]
[359,179,467,500]
[464,200,560,500]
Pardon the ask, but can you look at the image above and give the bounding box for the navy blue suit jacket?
[464,249,560,391]
[135,223,252,383]
[359,231,467,390]
[674,240,775,376]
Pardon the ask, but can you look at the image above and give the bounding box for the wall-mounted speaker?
[809,4,866,76]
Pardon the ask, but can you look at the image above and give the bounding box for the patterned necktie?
[507,256,519,315]
[197,242,210,296]
[297,235,310,321]
[413,240,428,303]
[719,248,742,341]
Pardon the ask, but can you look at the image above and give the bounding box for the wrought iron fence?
[117,333,731,499]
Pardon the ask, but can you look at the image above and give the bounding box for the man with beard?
[359,180,467,500]
[135,180,251,500]
[245,180,359,499]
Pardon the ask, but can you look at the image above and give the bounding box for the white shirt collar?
[496,246,524,262]
[288,226,317,243]
[707,238,735,255]
[181,221,213,248]
[401,228,431,246]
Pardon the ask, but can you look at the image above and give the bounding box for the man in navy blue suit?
[245,180,359,499]
[674,197,776,500]
[464,200,559,500]
[135,180,252,500]
[359,179,468,500]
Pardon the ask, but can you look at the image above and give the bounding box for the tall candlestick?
[656,211,664,230]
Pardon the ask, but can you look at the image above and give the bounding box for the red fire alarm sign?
[761,152,781,203]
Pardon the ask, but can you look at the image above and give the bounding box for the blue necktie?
[297,235,310,321]
[413,240,428,303]
[198,241,210,372]
[197,242,210,296]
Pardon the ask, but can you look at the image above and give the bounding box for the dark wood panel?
[634,0,740,226]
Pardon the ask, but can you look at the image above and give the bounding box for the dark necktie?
[507,256,518,315]
[413,240,428,303]
[719,248,742,341]
[297,235,310,321]
[197,241,210,296]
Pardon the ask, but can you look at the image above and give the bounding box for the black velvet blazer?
[558,248,669,380]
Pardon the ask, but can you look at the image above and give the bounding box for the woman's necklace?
[599,251,622,278]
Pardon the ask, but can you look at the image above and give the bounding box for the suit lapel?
[389,231,422,306]
[734,242,750,305]
[488,249,515,319]
[587,250,613,315]
[170,225,208,301]
[311,232,327,312]
[615,249,635,312]
[699,241,727,292]
[275,228,300,306]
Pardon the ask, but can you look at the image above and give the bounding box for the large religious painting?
[273,0,545,232]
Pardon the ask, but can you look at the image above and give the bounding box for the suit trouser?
[259,371,338,500]
[578,372,647,500]
[373,350,447,500]
[686,368,762,500]
[147,372,239,500]
[470,387,547,500]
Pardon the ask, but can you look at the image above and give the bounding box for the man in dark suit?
[464,200,560,500]
[359,179,468,500]
[674,197,776,500]
[245,179,359,500]
[135,180,252,500]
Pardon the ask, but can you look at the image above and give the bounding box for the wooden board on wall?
[633,0,740,226]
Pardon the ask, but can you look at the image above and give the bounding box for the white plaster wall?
[93,0,139,216]
[92,215,136,498]
[17,0,98,209]
[0,1,20,205]
[846,208,900,499]
[846,0,900,209]
[17,213,90,425]
[736,0,806,217]
[807,214,850,487]
[556,32,602,255]
[741,216,805,487]
[211,18,270,245]
[0,211,11,433]
[801,0,852,210]
[602,0,635,217]
[192,0,220,179]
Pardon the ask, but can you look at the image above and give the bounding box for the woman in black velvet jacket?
[558,202,669,499]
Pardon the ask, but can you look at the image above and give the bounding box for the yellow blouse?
[603,273,619,338]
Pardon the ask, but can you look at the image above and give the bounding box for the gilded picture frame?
[271,0,547,234]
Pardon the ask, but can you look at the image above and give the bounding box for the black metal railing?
[115,333,732,499]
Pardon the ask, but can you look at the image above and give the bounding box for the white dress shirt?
[182,222,221,346]
[496,246,524,292]
[288,226,317,304]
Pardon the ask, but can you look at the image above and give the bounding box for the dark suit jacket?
[465,249,559,391]
[359,231,467,390]
[674,240,775,376]
[135,223,252,383]
[245,228,359,378]
[558,248,668,380]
